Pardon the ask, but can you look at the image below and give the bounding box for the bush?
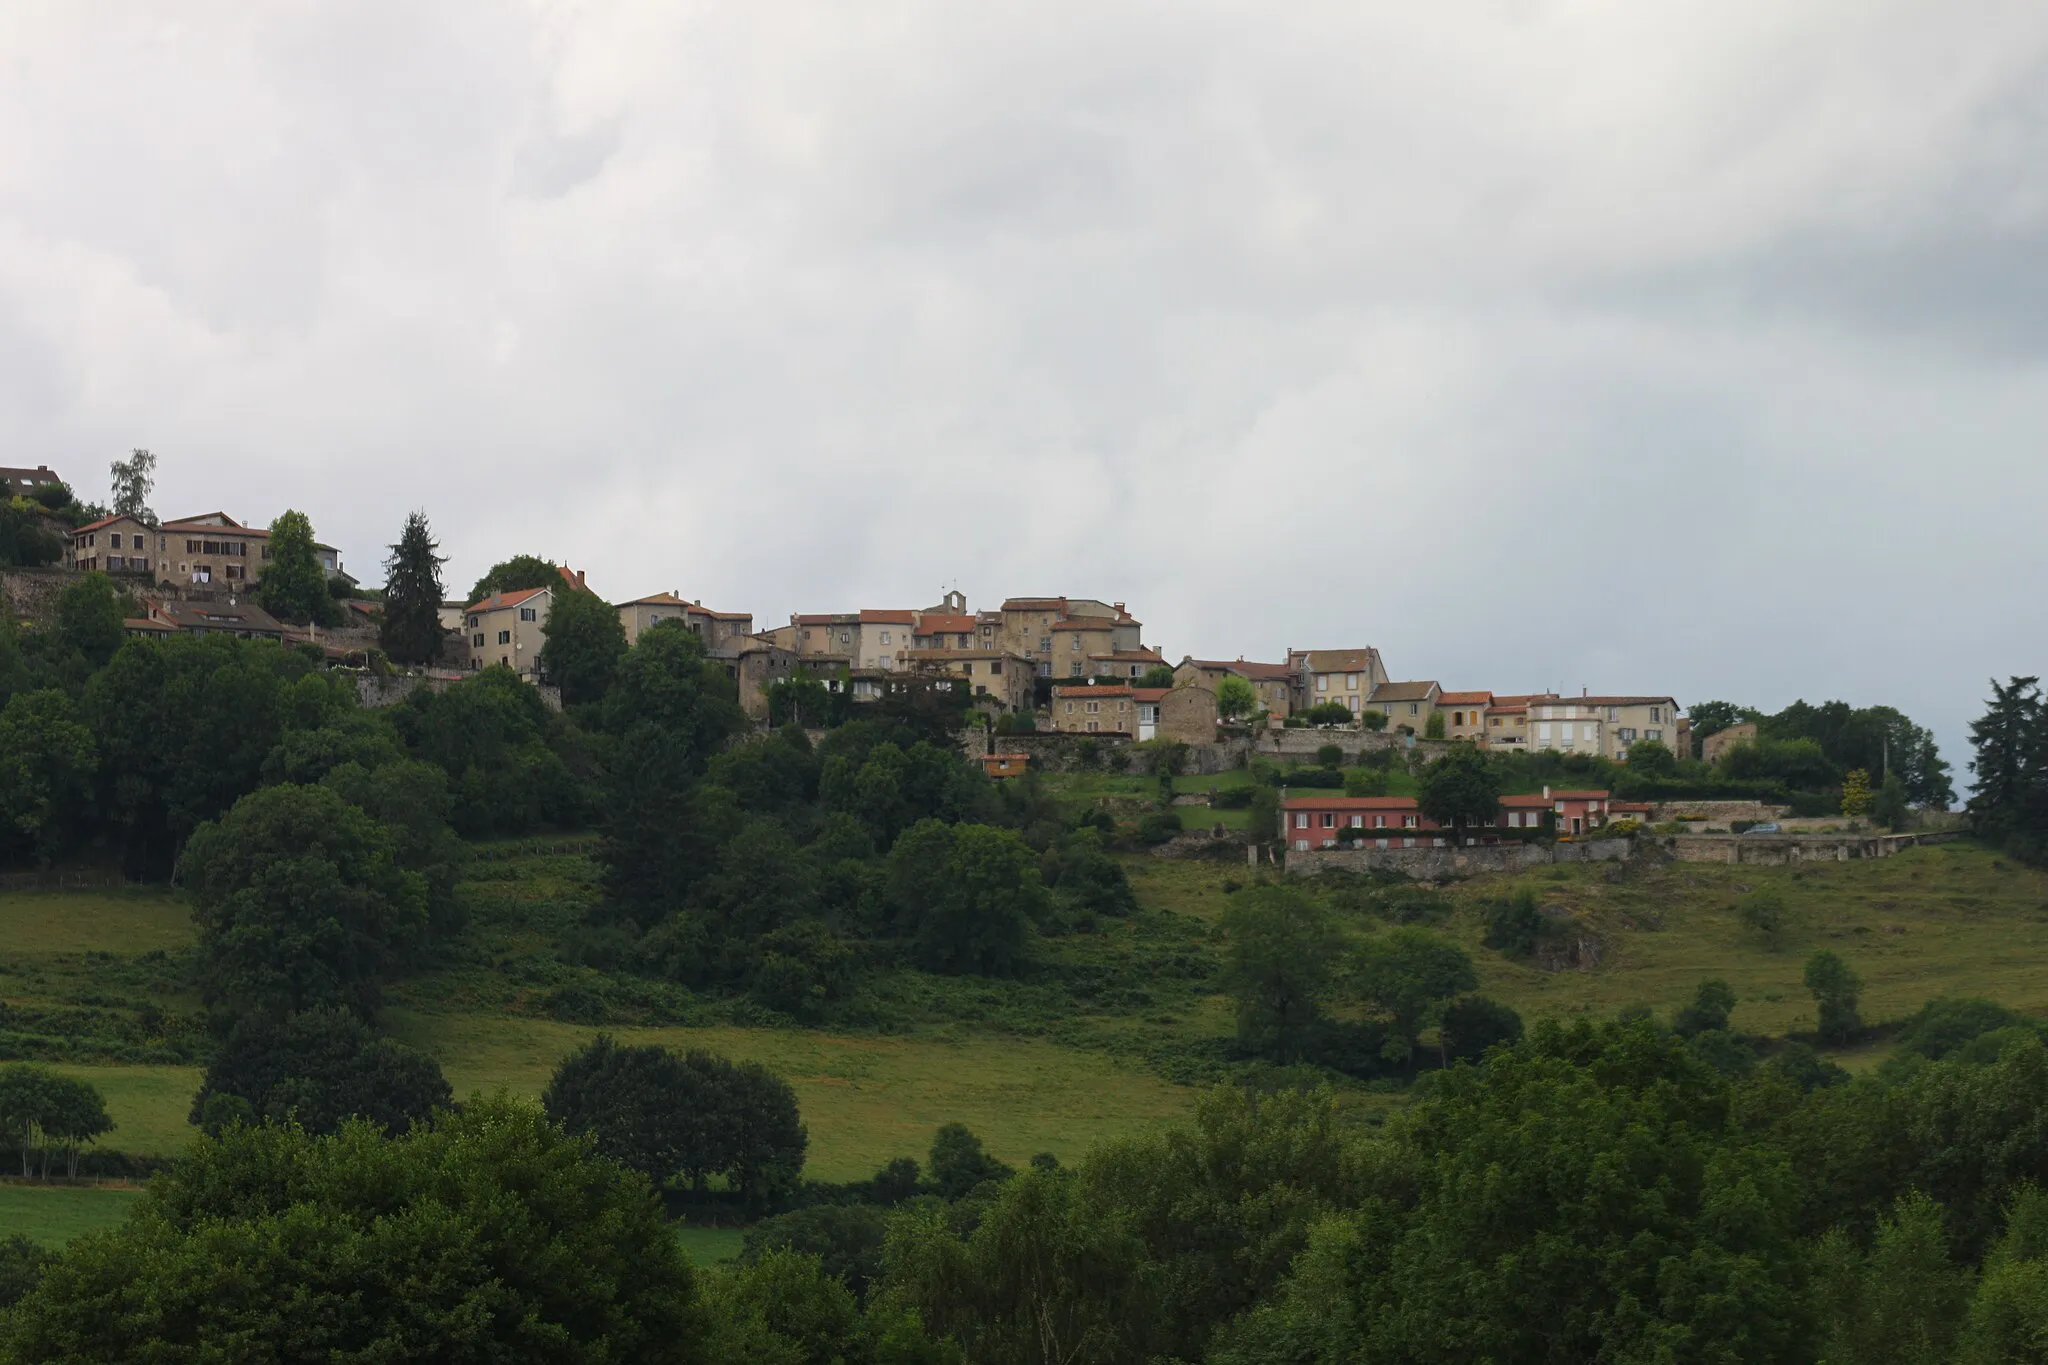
[1212,788,1253,810]
[1284,768,1344,789]
[1315,744,1344,769]
[1137,811,1183,845]
[1480,890,1544,959]
[1738,889,1789,950]
[1894,998,2044,1062]
[1344,768,1390,798]
[1438,996,1524,1062]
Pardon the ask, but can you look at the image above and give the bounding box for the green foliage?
[1137,665,1176,689]
[0,1098,705,1362]
[467,553,561,605]
[1416,742,1501,834]
[1221,887,1342,1062]
[1214,674,1257,723]
[887,821,1045,976]
[0,1234,53,1311]
[1804,950,1864,1044]
[0,1064,114,1179]
[1039,829,1137,917]
[1423,710,1445,740]
[1894,997,2047,1063]
[1740,887,1791,950]
[1342,766,1389,798]
[742,1203,893,1300]
[1842,766,1875,817]
[54,572,127,668]
[1674,978,1739,1038]
[1873,770,1911,832]
[1137,809,1183,844]
[542,579,629,706]
[1304,701,1353,727]
[179,783,429,1022]
[1351,928,1477,1065]
[1437,995,1524,1062]
[252,508,341,627]
[1479,888,1544,959]
[0,498,66,568]
[1358,707,1389,732]
[107,448,156,522]
[927,1122,1013,1200]
[1314,742,1343,769]
[391,665,589,838]
[189,1008,450,1136]
[1627,737,1679,775]
[0,689,98,863]
[377,510,446,666]
[1969,676,2047,862]
[543,1035,808,1206]
[1246,786,1280,843]
[1816,1191,1971,1365]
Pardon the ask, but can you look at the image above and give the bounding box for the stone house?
[69,514,160,578]
[785,610,917,671]
[1156,678,1219,743]
[1437,691,1493,742]
[464,585,551,681]
[1052,683,1135,735]
[997,597,1143,676]
[1177,657,1294,720]
[1523,695,1680,760]
[1367,680,1442,734]
[1702,721,1759,765]
[1,464,66,499]
[157,513,271,589]
[618,592,754,647]
[1501,787,1613,836]
[135,595,285,642]
[901,648,1035,712]
[1288,647,1390,717]
[1091,646,1167,681]
[729,638,803,720]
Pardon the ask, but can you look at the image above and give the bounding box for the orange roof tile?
[1132,687,1171,702]
[1054,684,1131,697]
[1437,690,1493,705]
[1282,796,1420,810]
[464,586,549,613]
[915,614,977,634]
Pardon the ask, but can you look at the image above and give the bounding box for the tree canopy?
[252,509,340,627]
[468,553,561,605]
[542,579,628,706]
[378,510,446,666]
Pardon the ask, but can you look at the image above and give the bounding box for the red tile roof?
[915,614,977,634]
[1132,687,1171,702]
[465,586,549,613]
[1437,690,1492,705]
[163,514,267,537]
[1500,794,1555,807]
[1054,684,1131,697]
[1051,618,1109,632]
[860,609,915,625]
[72,513,138,535]
[1549,790,1612,800]
[1282,796,1419,810]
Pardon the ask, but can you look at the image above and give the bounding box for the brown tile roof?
[1089,648,1164,662]
[1132,687,1171,702]
[1051,618,1112,632]
[1500,794,1555,807]
[465,586,549,613]
[1371,681,1440,702]
[794,613,852,626]
[147,598,285,634]
[1301,649,1377,673]
[163,514,267,536]
[1188,658,1293,682]
[71,514,134,535]
[1002,597,1067,611]
[1437,690,1492,706]
[1054,684,1131,697]
[1548,790,1612,800]
[859,609,915,625]
[915,614,977,634]
[123,616,175,633]
[1569,695,1678,707]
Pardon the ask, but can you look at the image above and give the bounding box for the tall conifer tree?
[380,511,447,666]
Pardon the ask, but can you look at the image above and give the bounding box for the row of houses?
[1282,788,1655,850]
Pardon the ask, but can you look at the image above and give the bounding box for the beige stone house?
[1177,658,1294,720]
[902,648,1035,712]
[1367,680,1442,734]
[1052,683,1134,734]
[1521,694,1681,760]
[997,597,1143,676]
[1091,646,1167,681]
[618,592,754,647]
[69,514,160,577]
[1438,691,1493,742]
[1702,721,1758,765]
[464,586,552,681]
[1289,648,1390,717]
[1136,679,1219,743]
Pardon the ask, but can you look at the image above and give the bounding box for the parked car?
[1741,821,1782,835]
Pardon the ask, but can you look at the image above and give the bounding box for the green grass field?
[0,1184,143,1247]
[677,1226,745,1265]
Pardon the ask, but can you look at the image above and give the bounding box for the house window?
[1403,815,1417,828]
[1294,839,1310,852]
[519,607,536,622]
[1086,721,1099,732]
[1070,637,1081,652]
[1070,662,1083,676]
[1348,696,1359,712]
[1294,814,1309,829]
[472,634,484,647]
[1374,815,1387,828]
[1349,814,1363,827]
[1347,674,1358,691]
[1408,703,1419,716]
[186,539,199,553]
[1647,729,1663,742]
[1650,707,1663,723]
[1064,702,1074,713]
[1320,813,1335,829]
[989,661,1002,675]
[1561,724,1574,743]
[497,630,511,645]
[1538,723,1552,741]
[880,631,891,645]
[1086,701,1100,713]
[1317,676,1328,692]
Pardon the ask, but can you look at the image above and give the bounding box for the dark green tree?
[1304,701,1354,727]
[178,783,429,1022]
[54,571,128,667]
[467,553,561,605]
[0,1099,705,1363]
[928,1122,1014,1200]
[1438,995,1525,1063]
[886,821,1045,975]
[0,689,98,864]
[0,1065,114,1178]
[377,510,446,666]
[1968,676,2043,852]
[0,1234,52,1312]
[1804,949,1864,1044]
[252,509,340,627]
[190,1008,450,1136]
[1220,886,1342,1061]
[541,579,627,706]
[1352,927,1478,1064]
[1479,889,1544,959]
[1626,738,1678,775]
[1673,978,1739,1038]
[1416,742,1501,842]
[1815,1191,1971,1365]
[1137,664,1177,689]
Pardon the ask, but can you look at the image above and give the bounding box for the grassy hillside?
[8,837,2048,1229]
[0,1184,143,1246]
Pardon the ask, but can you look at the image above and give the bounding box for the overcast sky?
[4,2,2044,772]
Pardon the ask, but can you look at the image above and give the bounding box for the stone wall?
[1663,829,1961,866]
[1248,729,1452,765]
[1646,799,1789,824]
[1287,838,1632,879]
[1,566,77,622]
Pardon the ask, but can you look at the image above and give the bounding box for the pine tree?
[1968,677,2041,845]
[379,512,447,666]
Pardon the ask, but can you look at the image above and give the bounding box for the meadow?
[7,833,2048,1244]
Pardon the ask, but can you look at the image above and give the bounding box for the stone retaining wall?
[1647,800,1790,824]
[1287,838,1632,879]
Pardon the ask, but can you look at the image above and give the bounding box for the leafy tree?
[1137,664,1177,689]
[1343,767,1389,798]
[1815,1191,1971,1365]
[1220,887,1342,1061]
[1423,711,1446,740]
[108,447,157,522]
[1040,828,1137,917]
[1314,742,1343,769]
[542,578,628,706]
[178,783,429,1022]
[1805,949,1864,1044]
[0,1235,52,1312]
[0,499,64,568]
[543,1037,808,1207]
[887,821,1045,975]
[699,1249,873,1364]
[1673,978,1738,1038]
[1246,785,1280,843]
[391,665,587,838]
[467,553,561,605]
[1626,738,1678,776]
[252,509,340,627]
[1842,767,1875,817]
[1214,674,1257,723]
[377,510,446,666]
[1304,701,1354,727]
[1358,707,1389,732]
[55,571,128,667]
[741,1204,892,1301]
[1873,770,1912,831]
[1969,677,2044,856]
[1740,887,1790,950]
[928,1122,1014,1199]
[1685,699,1755,756]
[190,1008,449,1136]
[0,1099,705,1363]
[0,689,98,864]
[1479,889,1544,959]
[1438,995,1524,1062]
[1416,742,1501,841]
[0,1065,113,1178]
[1352,928,1478,1064]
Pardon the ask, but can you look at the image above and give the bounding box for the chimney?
[1543,785,1551,799]
[1113,602,1125,613]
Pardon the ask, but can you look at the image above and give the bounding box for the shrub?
[1344,768,1390,798]
[1212,788,1253,810]
[1137,811,1183,845]
[1438,996,1523,1062]
[1602,818,1643,838]
[1284,768,1344,789]
[1480,890,1544,959]
[1738,889,1789,950]
[1315,743,1344,769]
